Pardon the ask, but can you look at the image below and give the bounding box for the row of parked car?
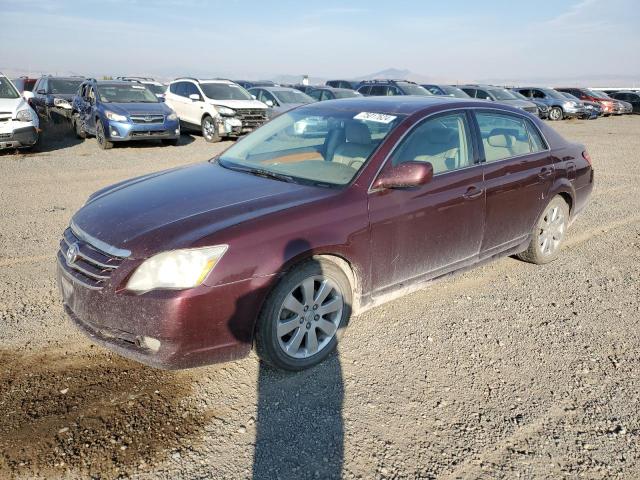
[2,72,638,152]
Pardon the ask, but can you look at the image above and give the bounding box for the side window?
[461,88,476,98]
[308,89,322,100]
[518,89,531,98]
[320,91,334,101]
[389,112,473,175]
[358,86,371,96]
[525,119,548,152]
[426,86,440,95]
[476,112,533,162]
[39,79,48,93]
[532,90,545,99]
[369,85,387,96]
[88,86,96,103]
[387,87,401,96]
[475,89,490,100]
[184,82,200,98]
[263,91,277,105]
[169,82,179,95]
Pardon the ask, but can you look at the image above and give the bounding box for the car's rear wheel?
[95,121,113,150]
[255,259,351,371]
[73,113,86,139]
[201,115,220,143]
[518,196,569,264]
[549,107,564,121]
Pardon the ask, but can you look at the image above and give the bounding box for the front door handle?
[538,167,554,179]
[463,186,484,200]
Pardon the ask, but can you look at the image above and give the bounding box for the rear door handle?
[463,186,484,200]
[538,167,554,179]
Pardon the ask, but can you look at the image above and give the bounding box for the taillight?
[582,151,592,165]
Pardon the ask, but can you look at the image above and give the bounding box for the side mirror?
[265,100,274,107]
[22,91,35,100]
[372,161,433,190]
[189,93,201,101]
[251,94,257,100]
[37,89,46,95]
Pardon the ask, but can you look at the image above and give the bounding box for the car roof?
[252,86,303,93]
[95,80,143,86]
[314,87,355,92]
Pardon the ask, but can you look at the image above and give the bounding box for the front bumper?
[104,118,181,142]
[0,125,38,149]
[57,256,274,369]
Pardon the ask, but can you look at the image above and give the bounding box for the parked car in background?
[512,87,585,121]
[165,78,268,142]
[287,84,319,94]
[593,91,632,115]
[357,80,432,96]
[57,96,593,371]
[27,75,84,122]
[233,80,276,90]
[421,84,470,98]
[248,86,314,118]
[325,80,360,90]
[71,79,180,150]
[557,92,602,119]
[509,90,550,119]
[555,88,615,116]
[0,73,39,150]
[117,77,167,100]
[459,85,539,116]
[307,87,361,101]
[12,77,37,95]
[609,91,640,113]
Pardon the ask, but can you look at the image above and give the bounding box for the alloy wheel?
[203,118,215,140]
[538,204,566,255]
[276,275,343,359]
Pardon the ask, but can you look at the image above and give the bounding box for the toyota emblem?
[66,242,80,264]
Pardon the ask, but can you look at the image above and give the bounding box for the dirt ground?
[0,116,639,480]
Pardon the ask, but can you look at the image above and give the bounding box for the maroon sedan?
[57,97,593,371]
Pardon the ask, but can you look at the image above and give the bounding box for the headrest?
[487,128,519,148]
[346,122,372,144]
[424,125,456,144]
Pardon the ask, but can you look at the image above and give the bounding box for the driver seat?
[332,122,374,170]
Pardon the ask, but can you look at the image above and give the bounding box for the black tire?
[73,113,87,139]
[518,196,570,265]
[95,120,113,150]
[549,107,564,121]
[255,259,352,371]
[161,138,179,146]
[201,115,220,143]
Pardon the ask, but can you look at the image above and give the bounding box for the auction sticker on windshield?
[354,112,397,124]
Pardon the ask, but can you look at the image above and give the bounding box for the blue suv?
[72,79,180,149]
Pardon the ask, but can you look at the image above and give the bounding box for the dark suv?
[356,80,432,96]
[459,85,539,116]
[28,76,85,123]
[325,80,360,90]
[72,79,180,150]
[512,87,585,121]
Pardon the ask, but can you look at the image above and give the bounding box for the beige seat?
[332,122,375,170]
[483,128,530,161]
[408,125,461,174]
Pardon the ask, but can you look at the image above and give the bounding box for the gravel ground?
[0,116,639,480]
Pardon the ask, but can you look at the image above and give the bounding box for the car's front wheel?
[95,120,113,150]
[201,115,220,143]
[256,259,351,371]
[518,195,570,264]
[549,107,564,121]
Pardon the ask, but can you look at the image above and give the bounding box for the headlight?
[563,101,576,108]
[54,98,72,108]
[126,245,228,293]
[105,110,128,122]
[15,109,33,122]
[167,112,178,121]
[215,106,236,117]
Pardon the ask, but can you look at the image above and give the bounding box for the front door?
[474,110,555,256]
[368,111,485,295]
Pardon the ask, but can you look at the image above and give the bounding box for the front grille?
[130,115,165,124]
[235,109,267,129]
[524,106,538,114]
[58,228,123,289]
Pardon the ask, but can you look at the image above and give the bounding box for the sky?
[1,0,639,85]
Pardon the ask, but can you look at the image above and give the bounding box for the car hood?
[0,96,27,115]
[100,102,172,116]
[71,162,332,258]
[207,99,268,110]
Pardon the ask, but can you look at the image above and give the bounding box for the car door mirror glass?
[373,161,434,190]
[189,93,201,101]
[37,89,46,95]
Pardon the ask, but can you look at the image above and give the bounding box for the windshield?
[333,90,360,99]
[541,88,567,99]
[49,79,83,95]
[398,83,432,96]
[201,83,253,100]
[510,90,528,100]
[0,77,19,99]
[146,83,166,95]
[218,107,405,186]
[98,84,159,103]
[440,85,469,98]
[489,89,518,100]
[272,90,314,104]
[561,92,581,101]
[591,90,611,99]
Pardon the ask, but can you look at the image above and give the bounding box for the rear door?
[474,110,554,257]
[368,110,485,294]
[180,82,206,125]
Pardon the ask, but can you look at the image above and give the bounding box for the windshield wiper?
[221,162,295,183]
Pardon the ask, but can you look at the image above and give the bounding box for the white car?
[0,74,39,150]
[165,78,268,142]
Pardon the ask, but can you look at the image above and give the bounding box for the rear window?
[49,79,83,95]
